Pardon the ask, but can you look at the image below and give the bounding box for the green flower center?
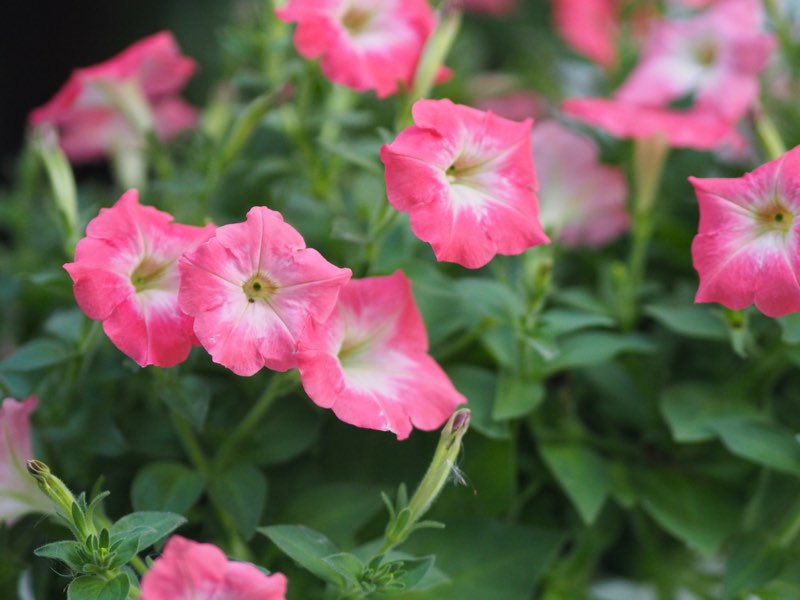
[131,258,171,292]
[243,274,279,304]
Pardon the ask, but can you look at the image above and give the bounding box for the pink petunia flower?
[297,272,466,440]
[380,98,549,269]
[29,31,197,163]
[179,206,351,376]
[0,397,51,525]
[276,0,438,98]
[690,146,800,317]
[533,121,629,248]
[64,189,215,368]
[616,0,774,122]
[562,97,734,150]
[140,535,287,600]
[552,0,618,68]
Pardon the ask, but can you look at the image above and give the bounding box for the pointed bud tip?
[27,459,50,477]
[449,409,470,434]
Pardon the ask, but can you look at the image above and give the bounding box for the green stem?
[754,104,787,161]
[620,135,669,329]
[214,371,298,469]
[171,412,210,477]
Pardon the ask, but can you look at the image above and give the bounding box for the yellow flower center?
[242,274,279,304]
[342,6,373,35]
[758,203,794,235]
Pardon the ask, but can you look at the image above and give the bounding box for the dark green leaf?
[321,552,362,586]
[660,382,758,442]
[0,338,73,372]
[455,278,525,324]
[131,461,204,514]
[279,483,382,547]
[209,463,267,539]
[540,309,615,336]
[645,303,727,340]
[722,534,785,599]
[539,443,610,525]
[493,370,544,420]
[636,469,738,556]
[392,518,563,600]
[391,556,436,593]
[712,418,800,475]
[159,375,211,431]
[544,332,654,374]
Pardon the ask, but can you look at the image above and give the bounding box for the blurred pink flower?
[533,122,629,247]
[29,32,198,163]
[277,0,438,98]
[562,97,733,149]
[690,146,800,317]
[0,397,50,525]
[616,0,774,122]
[297,272,466,440]
[552,0,618,68]
[380,98,549,269]
[64,190,215,367]
[179,207,351,376]
[462,0,517,16]
[140,536,287,600]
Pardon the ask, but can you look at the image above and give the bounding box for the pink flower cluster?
[66,192,464,440]
[562,0,775,149]
[30,32,197,163]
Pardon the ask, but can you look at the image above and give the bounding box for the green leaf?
[645,303,727,340]
[492,370,544,420]
[159,375,211,430]
[480,325,519,367]
[0,338,73,372]
[246,398,323,467]
[455,278,525,324]
[110,511,186,552]
[660,382,758,442]
[391,555,436,593]
[722,534,785,600]
[279,483,382,547]
[43,309,85,345]
[209,463,267,539]
[392,517,563,600]
[539,309,615,336]
[259,524,347,586]
[544,332,655,375]
[635,469,738,556]
[539,443,610,525]
[67,575,129,600]
[321,552,363,586]
[34,540,86,571]
[777,313,800,344]
[712,418,800,475]
[447,366,509,440]
[131,461,204,514]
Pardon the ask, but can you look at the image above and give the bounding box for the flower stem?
[213,371,298,469]
[754,104,787,161]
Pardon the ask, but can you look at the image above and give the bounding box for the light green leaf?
[722,534,785,600]
[660,382,758,442]
[645,303,727,340]
[0,338,73,372]
[67,575,129,600]
[712,418,800,475]
[544,332,655,375]
[493,370,544,420]
[540,309,615,337]
[110,511,186,552]
[259,524,347,587]
[447,366,509,440]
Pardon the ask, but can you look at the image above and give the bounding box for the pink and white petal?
[194,301,297,376]
[64,264,133,321]
[381,149,452,213]
[179,241,250,314]
[140,536,225,600]
[221,563,288,599]
[693,232,800,316]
